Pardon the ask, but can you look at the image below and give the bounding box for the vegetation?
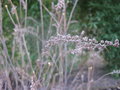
[0,0,120,90]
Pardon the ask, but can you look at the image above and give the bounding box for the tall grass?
[0,0,119,90]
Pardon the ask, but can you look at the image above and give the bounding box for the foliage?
[87,0,120,71]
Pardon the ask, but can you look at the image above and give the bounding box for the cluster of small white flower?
[43,31,119,55]
[55,0,65,11]
[111,70,120,74]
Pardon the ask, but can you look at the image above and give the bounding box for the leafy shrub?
[74,0,120,71]
[88,0,120,71]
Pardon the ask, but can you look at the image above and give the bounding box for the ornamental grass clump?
[0,0,120,90]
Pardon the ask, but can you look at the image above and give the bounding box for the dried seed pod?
[55,0,65,11]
